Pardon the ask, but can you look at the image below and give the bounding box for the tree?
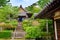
[0,5,19,22]
[25,4,42,14]
[25,0,51,14]
[0,5,19,29]
[38,0,50,8]
[0,0,10,7]
[12,6,19,18]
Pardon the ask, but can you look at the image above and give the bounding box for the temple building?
[12,5,32,39]
[35,0,60,40]
[18,5,32,19]
[17,5,32,31]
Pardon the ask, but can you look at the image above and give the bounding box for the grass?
[0,30,26,40]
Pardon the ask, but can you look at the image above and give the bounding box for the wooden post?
[54,21,58,40]
[46,20,49,33]
[46,20,49,40]
[0,27,2,31]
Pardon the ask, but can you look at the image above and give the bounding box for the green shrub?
[5,27,15,31]
[0,31,11,38]
[0,20,18,30]
[9,20,18,26]
[22,19,53,38]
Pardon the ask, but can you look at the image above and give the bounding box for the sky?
[10,0,38,8]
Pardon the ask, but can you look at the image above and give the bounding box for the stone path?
[11,22,26,40]
[12,31,25,38]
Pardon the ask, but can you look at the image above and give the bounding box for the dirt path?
[0,39,25,40]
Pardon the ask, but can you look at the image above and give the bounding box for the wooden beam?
[54,10,60,20]
[54,16,60,20]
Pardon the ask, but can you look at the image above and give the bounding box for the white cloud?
[10,0,38,8]
[23,0,29,2]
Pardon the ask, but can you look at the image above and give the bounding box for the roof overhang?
[34,0,60,19]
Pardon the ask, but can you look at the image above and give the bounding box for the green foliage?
[38,0,50,8]
[9,20,18,26]
[0,5,18,30]
[0,20,18,29]
[5,19,18,28]
[48,20,54,35]
[23,19,48,38]
[25,5,41,14]
[22,19,53,38]
[25,0,51,14]
[0,0,10,6]
[25,27,41,38]
[0,31,11,38]
[0,5,19,22]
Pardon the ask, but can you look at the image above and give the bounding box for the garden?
[0,0,54,40]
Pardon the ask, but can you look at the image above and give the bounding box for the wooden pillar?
[46,20,49,40]
[46,20,49,33]
[54,21,58,40]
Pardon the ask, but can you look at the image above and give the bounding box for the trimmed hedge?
[0,31,11,38]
